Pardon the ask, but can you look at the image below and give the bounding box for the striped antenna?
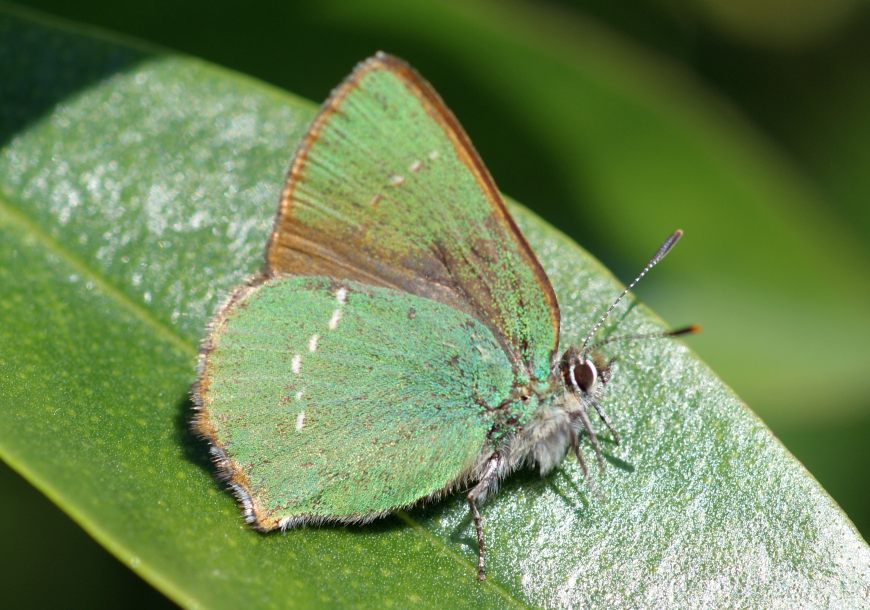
[583,325,701,354]
[580,230,684,356]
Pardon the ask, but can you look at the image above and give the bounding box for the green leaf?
[1,7,868,609]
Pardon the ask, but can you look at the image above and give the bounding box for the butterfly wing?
[195,276,514,527]
[266,53,558,381]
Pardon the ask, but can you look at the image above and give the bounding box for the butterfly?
[193,52,694,580]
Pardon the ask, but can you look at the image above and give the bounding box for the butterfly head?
[529,230,696,477]
[553,229,690,397]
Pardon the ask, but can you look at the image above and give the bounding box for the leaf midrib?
[0,191,527,607]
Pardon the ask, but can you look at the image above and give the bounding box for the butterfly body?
[194,52,676,580]
[196,271,610,579]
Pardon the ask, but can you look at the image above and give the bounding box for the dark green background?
[3,0,869,607]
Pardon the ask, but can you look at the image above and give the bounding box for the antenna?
[584,325,701,354]
[580,230,683,356]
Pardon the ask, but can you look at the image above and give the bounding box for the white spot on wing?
[308,334,319,352]
[409,159,422,173]
[428,150,439,161]
[336,287,348,304]
[295,390,304,400]
[291,354,302,374]
[389,174,405,186]
[328,309,342,330]
[295,410,305,431]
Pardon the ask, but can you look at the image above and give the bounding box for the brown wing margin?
[265,52,561,370]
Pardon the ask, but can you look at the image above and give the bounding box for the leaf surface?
[1,9,868,609]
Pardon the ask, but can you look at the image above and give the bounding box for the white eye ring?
[570,359,598,393]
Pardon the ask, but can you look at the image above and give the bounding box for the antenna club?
[668,324,701,336]
[655,230,684,262]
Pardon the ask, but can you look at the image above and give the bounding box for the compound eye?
[574,359,598,393]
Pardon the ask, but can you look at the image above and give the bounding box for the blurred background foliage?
[3,0,868,606]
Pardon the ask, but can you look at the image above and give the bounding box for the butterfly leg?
[593,357,620,445]
[591,400,621,446]
[576,405,606,474]
[467,452,504,581]
[569,426,590,481]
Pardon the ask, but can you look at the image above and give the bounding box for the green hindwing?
[197,276,516,527]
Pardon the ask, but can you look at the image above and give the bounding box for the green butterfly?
[193,52,690,580]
